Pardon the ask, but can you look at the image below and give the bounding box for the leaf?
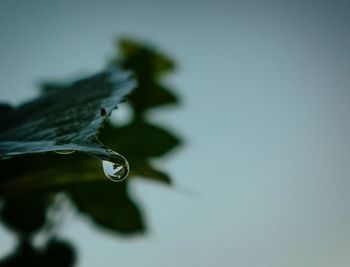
[0,104,14,117]
[40,82,70,94]
[130,160,171,184]
[112,38,179,114]
[42,240,76,267]
[0,67,136,161]
[118,39,175,77]
[68,181,144,234]
[101,121,181,159]
[128,84,179,111]
[0,152,145,235]
[0,193,50,235]
[0,241,39,267]
[0,153,101,196]
[0,240,76,267]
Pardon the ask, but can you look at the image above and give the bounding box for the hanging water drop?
[100,148,129,182]
[54,150,75,155]
[102,159,129,182]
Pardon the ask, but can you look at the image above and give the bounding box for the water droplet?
[54,150,75,155]
[102,159,129,182]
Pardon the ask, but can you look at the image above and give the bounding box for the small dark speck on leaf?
[100,108,107,116]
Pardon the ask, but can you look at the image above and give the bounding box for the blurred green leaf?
[0,193,50,235]
[0,240,75,267]
[68,181,144,234]
[101,121,180,159]
[42,240,76,267]
[113,38,177,114]
[0,153,101,196]
[127,84,179,111]
[130,160,171,184]
[118,39,175,77]
[0,241,39,267]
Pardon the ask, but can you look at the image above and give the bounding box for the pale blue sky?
[1,0,350,266]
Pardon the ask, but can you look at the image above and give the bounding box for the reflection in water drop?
[54,150,75,155]
[54,146,129,182]
[102,159,129,182]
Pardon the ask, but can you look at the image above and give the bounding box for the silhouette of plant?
[0,38,182,266]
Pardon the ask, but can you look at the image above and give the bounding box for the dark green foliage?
[0,38,182,266]
[1,194,49,235]
[68,181,144,234]
[0,240,76,267]
[115,39,178,115]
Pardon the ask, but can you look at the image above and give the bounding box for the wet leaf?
[0,67,136,160]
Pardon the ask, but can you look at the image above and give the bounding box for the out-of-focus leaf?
[0,153,101,196]
[0,67,136,160]
[112,38,178,114]
[0,153,146,235]
[0,193,50,235]
[101,121,180,159]
[128,83,178,113]
[118,39,175,77]
[0,240,75,267]
[129,84,178,110]
[130,160,171,184]
[0,241,38,267]
[68,181,144,234]
[42,240,76,267]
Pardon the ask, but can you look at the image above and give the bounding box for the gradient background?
[1,0,350,266]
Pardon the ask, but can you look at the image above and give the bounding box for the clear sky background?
[1,0,350,266]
